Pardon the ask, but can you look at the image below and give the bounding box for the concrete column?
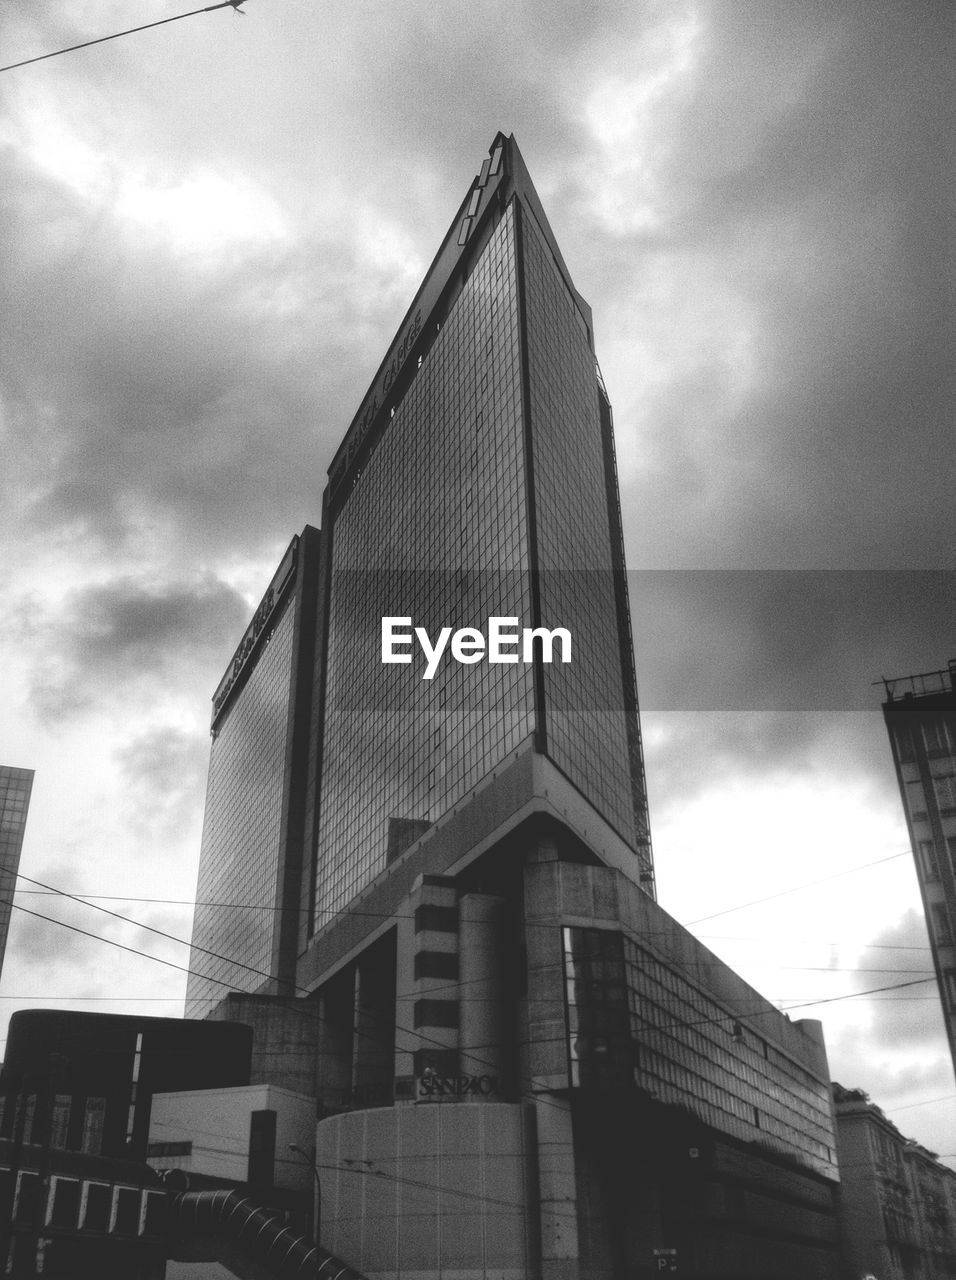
[524,843,582,1278]
[352,935,396,1107]
[536,1094,580,1280]
[315,973,353,1112]
[393,898,419,1093]
[406,875,459,1089]
[458,892,506,1089]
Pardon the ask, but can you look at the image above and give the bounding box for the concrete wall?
[207,993,319,1097]
[316,1103,539,1280]
[148,1084,316,1193]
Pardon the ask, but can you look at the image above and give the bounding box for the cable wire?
[0,1,248,75]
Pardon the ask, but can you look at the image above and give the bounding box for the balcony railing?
[882,663,956,702]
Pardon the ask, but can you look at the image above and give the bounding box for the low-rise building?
[833,1083,956,1279]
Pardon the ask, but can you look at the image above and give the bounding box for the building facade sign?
[416,1073,500,1101]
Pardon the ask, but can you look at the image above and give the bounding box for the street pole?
[288,1144,321,1244]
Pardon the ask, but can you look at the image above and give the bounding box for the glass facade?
[521,209,646,848]
[563,926,837,1179]
[312,171,653,929]
[314,205,535,927]
[0,765,33,981]
[186,596,296,1016]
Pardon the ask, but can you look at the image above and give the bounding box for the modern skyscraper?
[300,130,652,965]
[882,660,956,1079]
[190,134,842,1278]
[185,527,321,1017]
[0,766,34,983]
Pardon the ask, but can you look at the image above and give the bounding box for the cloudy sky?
[2,0,954,1160]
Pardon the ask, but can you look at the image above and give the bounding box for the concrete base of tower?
[315,1102,539,1280]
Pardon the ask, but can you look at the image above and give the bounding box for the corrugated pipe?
[172,1189,365,1280]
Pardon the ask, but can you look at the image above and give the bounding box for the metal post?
[288,1144,322,1244]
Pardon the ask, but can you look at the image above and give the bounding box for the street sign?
[653,1247,678,1273]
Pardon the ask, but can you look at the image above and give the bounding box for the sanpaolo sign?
[211,538,298,728]
[416,1073,501,1101]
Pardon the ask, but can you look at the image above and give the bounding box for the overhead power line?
[688,852,907,925]
[0,1,249,75]
[10,845,917,933]
[3,890,950,1143]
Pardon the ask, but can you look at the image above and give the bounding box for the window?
[50,1094,71,1149]
[906,780,927,817]
[80,1182,111,1232]
[112,1186,141,1235]
[943,969,956,1012]
[923,718,954,756]
[896,726,916,763]
[931,902,953,948]
[933,772,956,811]
[21,1095,37,1145]
[81,1097,106,1155]
[46,1177,81,1229]
[918,840,941,881]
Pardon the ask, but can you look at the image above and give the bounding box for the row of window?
[896,717,955,763]
[905,772,956,817]
[186,599,296,1014]
[521,208,644,849]
[314,205,534,926]
[0,1093,105,1156]
[916,835,956,882]
[562,927,836,1175]
[1,1168,165,1237]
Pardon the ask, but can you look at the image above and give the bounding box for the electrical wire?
[687,852,907,925]
[3,872,939,1013]
[1,868,948,1140]
[0,2,249,75]
[8,845,919,933]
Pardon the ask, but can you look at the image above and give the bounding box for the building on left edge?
[0,766,33,983]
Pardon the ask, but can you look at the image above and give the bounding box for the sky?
[1,0,954,1162]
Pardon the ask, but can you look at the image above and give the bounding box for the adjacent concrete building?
[833,1083,956,1280]
[882,662,956,1080]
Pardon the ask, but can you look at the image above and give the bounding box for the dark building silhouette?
[0,1009,252,1160]
[882,660,956,1082]
[0,766,34,983]
[0,1012,254,1277]
[189,134,842,1279]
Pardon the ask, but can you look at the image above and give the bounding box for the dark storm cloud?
[584,0,956,570]
[114,726,210,841]
[641,711,890,819]
[0,145,366,559]
[23,574,248,721]
[631,570,955,711]
[5,898,188,1001]
[7,901,109,975]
